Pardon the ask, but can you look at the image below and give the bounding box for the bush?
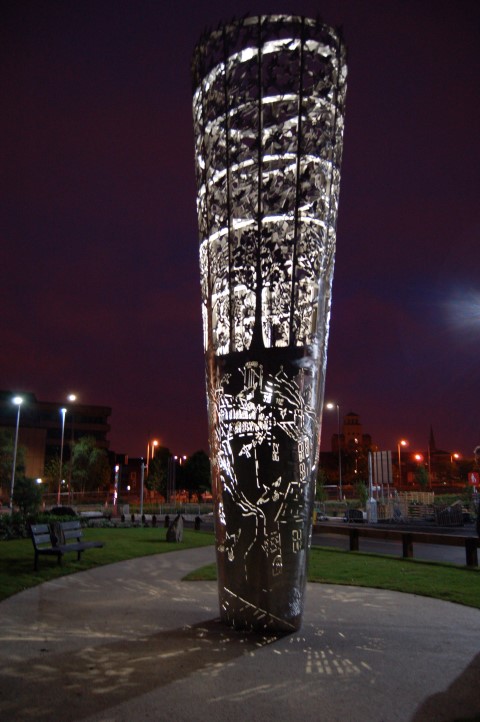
[0,512,29,540]
[0,509,90,541]
[12,477,42,518]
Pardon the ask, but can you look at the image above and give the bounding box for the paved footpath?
[0,545,479,722]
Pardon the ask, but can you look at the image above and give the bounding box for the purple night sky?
[1,0,479,459]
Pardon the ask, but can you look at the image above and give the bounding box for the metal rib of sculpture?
[192,15,347,633]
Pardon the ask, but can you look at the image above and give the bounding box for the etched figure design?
[214,361,317,579]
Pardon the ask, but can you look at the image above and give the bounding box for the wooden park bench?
[30,520,104,571]
[313,522,480,567]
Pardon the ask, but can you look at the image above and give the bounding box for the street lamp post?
[146,438,159,476]
[326,402,342,500]
[140,460,145,517]
[57,407,67,505]
[9,396,23,512]
[427,444,432,489]
[167,455,176,505]
[152,440,158,466]
[113,465,119,512]
[397,439,408,487]
[67,394,76,502]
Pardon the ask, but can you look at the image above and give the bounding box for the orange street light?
[397,439,408,486]
[146,438,159,475]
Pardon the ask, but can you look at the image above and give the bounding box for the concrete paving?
[0,545,479,722]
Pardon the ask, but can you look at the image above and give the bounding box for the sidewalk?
[0,545,479,722]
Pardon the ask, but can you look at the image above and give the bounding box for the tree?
[458,459,474,486]
[43,456,65,494]
[182,450,211,500]
[147,446,171,498]
[316,467,328,502]
[12,476,42,517]
[71,436,110,493]
[355,480,369,508]
[415,465,429,490]
[231,225,293,350]
[0,429,26,495]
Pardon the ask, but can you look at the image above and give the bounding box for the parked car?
[313,504,328,522]
[50,506,78,517]
[343,508,365,523]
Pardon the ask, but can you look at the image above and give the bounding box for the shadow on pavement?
[411,652,480,722]
[0,617,282,722]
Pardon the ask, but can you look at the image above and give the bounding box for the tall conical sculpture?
[192,15,347,633]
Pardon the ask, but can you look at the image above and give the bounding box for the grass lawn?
[0,527,214,602]
[1,528,479,610]
[185,545,480,610]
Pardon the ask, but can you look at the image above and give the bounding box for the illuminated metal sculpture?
[192,15,347,632]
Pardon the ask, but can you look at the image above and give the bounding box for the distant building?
[108,454,144,497]
[402,426,466,488]
[319,412,375,493]
[320,416,472,495]
[427,426,452,467]
[0,390,111,480]
[330,411,373,453]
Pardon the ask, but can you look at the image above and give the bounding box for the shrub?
[12,477,42,518]
[0,512,29,540]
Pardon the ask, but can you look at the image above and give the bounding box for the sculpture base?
[208,346,320,634]
[218,550,306,634]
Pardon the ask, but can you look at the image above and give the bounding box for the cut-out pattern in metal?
[192,15,347,632]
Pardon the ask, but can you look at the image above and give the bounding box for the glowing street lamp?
[66,394,76,500]
[167,455,177,504]
[114,465,119,509]
[397,439,408,486]
[9,396,23,512]
[146,438,159,475]
[326,402,342,500]
[57,407,67,505]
